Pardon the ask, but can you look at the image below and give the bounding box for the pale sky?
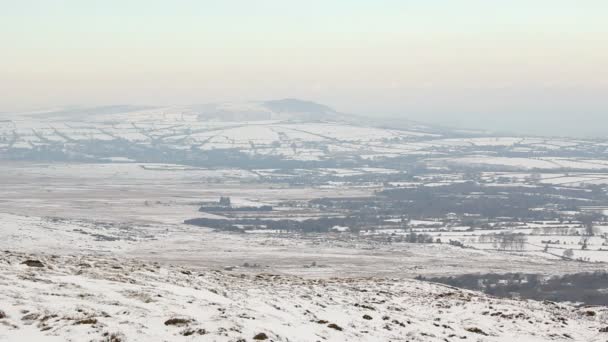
[1,0,607,135]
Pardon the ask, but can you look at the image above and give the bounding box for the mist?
[2,0,607,137]
[3,2,608,341]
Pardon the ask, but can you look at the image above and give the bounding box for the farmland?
[2,102,608,341]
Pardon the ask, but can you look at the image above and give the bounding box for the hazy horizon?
[4,4,608,341]
[2,0,607,137]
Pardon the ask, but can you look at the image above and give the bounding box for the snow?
[439,157,608,171]
[1,250,607,342]
[3,104,607,167]
[4,103,608,340]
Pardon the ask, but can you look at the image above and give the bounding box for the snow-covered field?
[482,171,608,187]
[2,103,607,168]
[1,161,606,277]
[0,104,439,162]
[0,161,373,224]
[4,201,608,286]
[2,162,608,341]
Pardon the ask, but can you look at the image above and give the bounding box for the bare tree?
[483,233,527,251]
[577,212,601,236]
[580,237,589,250]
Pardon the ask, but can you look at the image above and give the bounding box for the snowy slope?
[1,250,607,342]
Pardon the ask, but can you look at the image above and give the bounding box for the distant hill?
[194,98,343,122]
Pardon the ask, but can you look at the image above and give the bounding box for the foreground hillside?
[1,251,606,342]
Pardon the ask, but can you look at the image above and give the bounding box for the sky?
[1,0,607,136]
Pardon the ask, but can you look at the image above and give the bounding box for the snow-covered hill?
[194,99,344,122]
[0,100,442,163]
[1,250,607,342]
[1,99,607,169]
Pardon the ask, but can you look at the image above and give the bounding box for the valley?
[2,101,608,341]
